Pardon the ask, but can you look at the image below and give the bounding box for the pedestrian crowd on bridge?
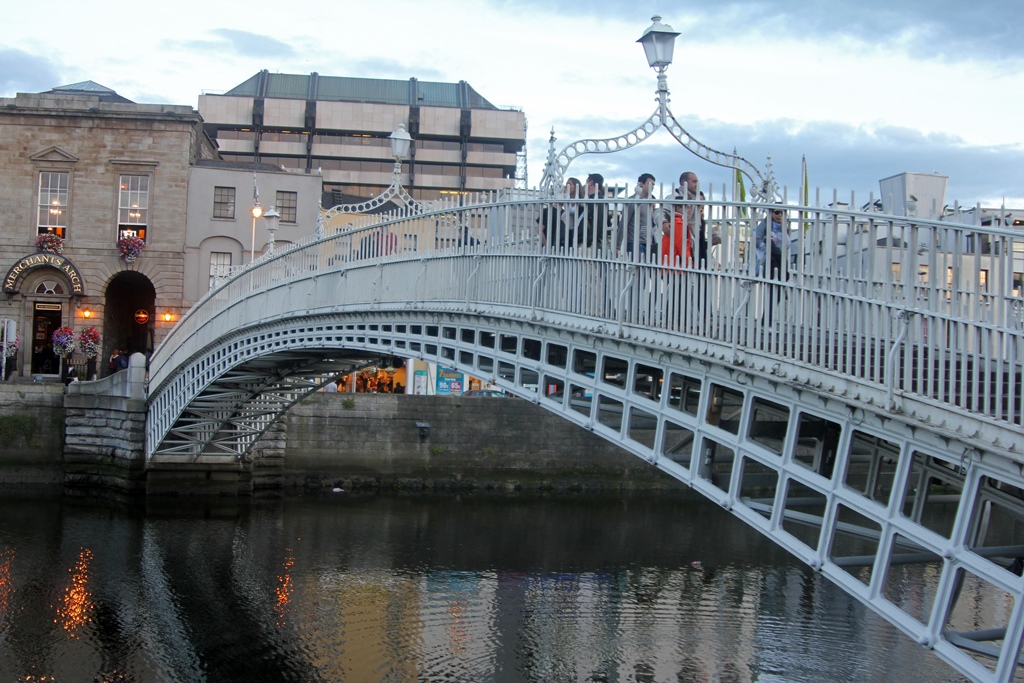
[535,169,788,325]
[536,170,756,271]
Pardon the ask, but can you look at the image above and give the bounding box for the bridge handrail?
[150,190,1024,433]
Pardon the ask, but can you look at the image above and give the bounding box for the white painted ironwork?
[538,16,772,200]
[319,123,421,224]
[320,179,419,220]
[148,188,1024,682]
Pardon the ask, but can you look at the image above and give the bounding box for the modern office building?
[198,71,527,207]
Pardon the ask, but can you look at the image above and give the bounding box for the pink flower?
[117,236,146,259]
[35,233,64,254]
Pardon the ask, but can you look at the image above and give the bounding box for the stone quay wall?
[282,393,673,493]
[62,354,149,494]
[0,374,676,495]
[0,382,65,486]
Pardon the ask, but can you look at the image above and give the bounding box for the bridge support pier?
[145,420,287,497]
[64,354,148,495]
[146,461,250,496]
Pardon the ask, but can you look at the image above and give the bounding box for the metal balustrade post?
[886,309,913,411]
[530,257,548,321]
[616,265,636,338]
[465,255,481,311]
[414,259,428,309]
[732,280,753,363]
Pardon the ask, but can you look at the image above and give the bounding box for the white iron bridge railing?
[149,188,1024,455]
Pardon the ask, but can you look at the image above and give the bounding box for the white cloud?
[2,0,1022,207]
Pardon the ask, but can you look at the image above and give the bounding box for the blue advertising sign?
[435,366,464,395]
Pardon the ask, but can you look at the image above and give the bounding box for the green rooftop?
[224,71,499,110]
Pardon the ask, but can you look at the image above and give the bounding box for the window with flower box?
[37,172,69,238]
[118,175,149,242]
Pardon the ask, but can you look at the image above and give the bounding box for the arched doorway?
[3,254,87,379]
[22,271,73,376]
[104,272,156,371]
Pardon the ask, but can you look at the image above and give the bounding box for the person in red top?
[661,171,702,267]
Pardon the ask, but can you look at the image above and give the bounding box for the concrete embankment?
[0,382,676,495]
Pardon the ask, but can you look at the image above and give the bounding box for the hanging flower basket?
[35,233,64,255]
[117,236,145,262]
[3,332,19,359]
[51,326,76,357]
[77,327,101,359]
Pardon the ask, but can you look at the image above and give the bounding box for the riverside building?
[0,72,526,383]
[0,82,217,379]
[0,82,323,380]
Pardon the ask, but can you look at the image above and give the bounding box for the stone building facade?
[0,83,217,379]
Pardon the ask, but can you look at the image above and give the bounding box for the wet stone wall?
[0,383,64,486]
[281,393,676,493]
[0,385,677,495]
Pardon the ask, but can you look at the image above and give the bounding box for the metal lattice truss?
[149,342,378,462]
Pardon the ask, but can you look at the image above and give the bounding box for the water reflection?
[57,548,94,635]
[0,491,981,682]
[0,546,13,628]
[274,547,295,628]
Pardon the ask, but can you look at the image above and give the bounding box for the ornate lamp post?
[388,123,412,177]
[637,15,679,96]
[539,16,773,201]
[263,207,280,253]
[318,123,421,232]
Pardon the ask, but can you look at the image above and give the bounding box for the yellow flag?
[735,164,747,218]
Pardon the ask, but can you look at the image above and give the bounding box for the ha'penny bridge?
[144,187,1023,683]
[135,16,1023,683]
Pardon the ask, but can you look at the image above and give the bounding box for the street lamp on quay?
[250,203,263,263]
[249,205,283,260]
[539,15,773,201]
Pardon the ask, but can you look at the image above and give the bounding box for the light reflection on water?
[56,548,94,636]
[0,491,977,682]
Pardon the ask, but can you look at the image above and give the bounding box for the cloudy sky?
[3,0,1022,208]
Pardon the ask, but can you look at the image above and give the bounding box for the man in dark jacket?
[581,173,609,251]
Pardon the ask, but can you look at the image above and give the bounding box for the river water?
[0,489,973,683]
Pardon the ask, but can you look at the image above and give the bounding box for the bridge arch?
[149,303,1024,681]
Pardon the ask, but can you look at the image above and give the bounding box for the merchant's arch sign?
[3,252,86,296]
